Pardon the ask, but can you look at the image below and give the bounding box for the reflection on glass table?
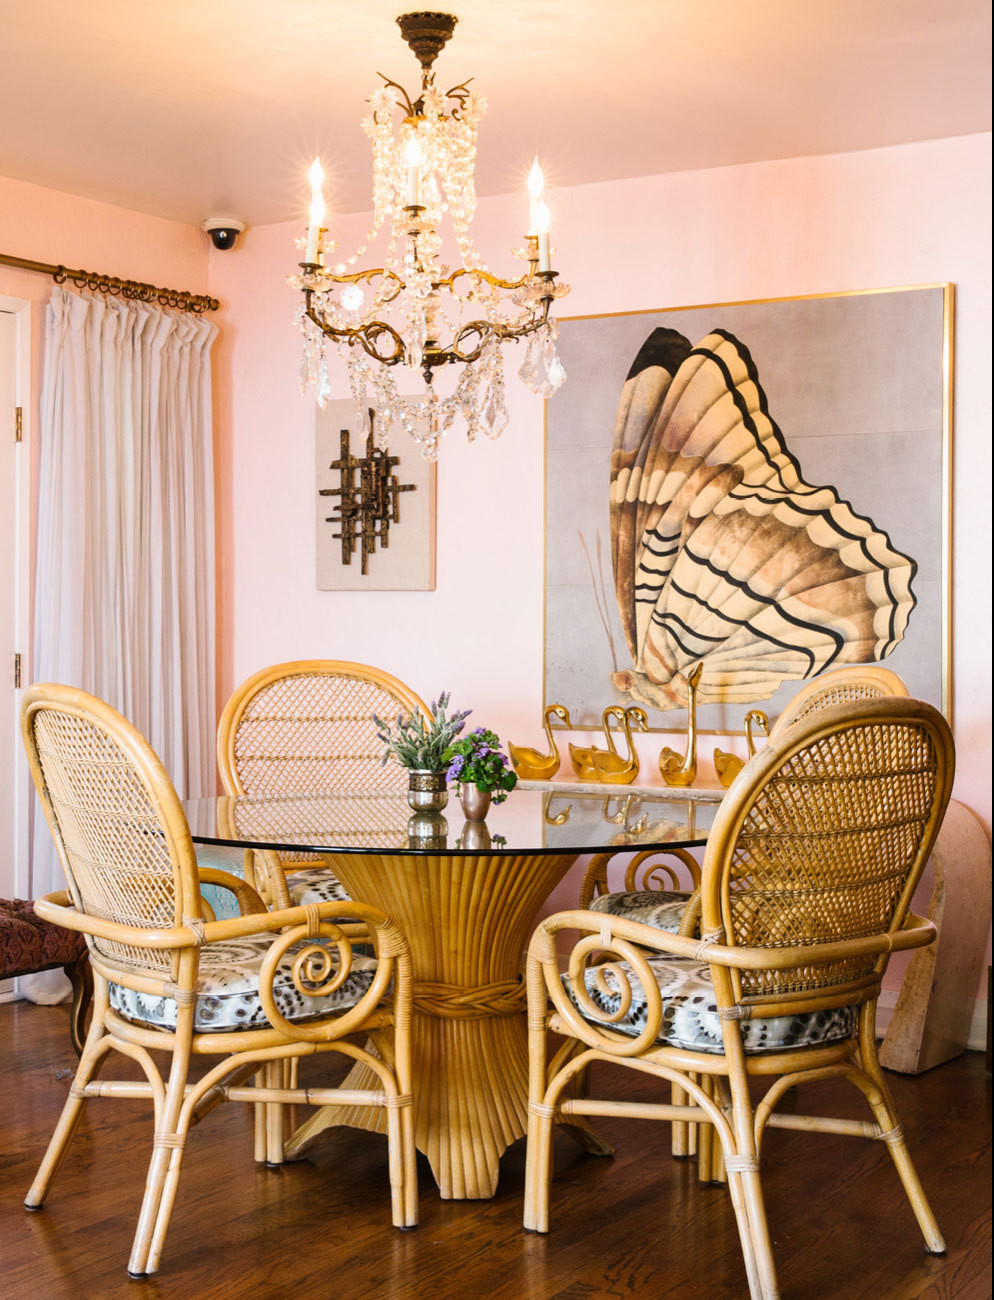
[182,787,717,857]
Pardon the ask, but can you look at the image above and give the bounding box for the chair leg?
[736,1167,780,1300]
[65,953,93,1058]
[671,1078,689,1157]
[127,1037,192,1278]
[385,1095,418,1229]
[725,1170,764,1299]
[859,1031,946,1253]
[725,1055,780,1300]
[400,1099,418,1227]
[523,1103,555,1233]
[25,1024,105,1208]
[253,1067,267,1163]
[265,1060,285,1165]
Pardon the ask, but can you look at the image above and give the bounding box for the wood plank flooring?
[0,1000,989,1300]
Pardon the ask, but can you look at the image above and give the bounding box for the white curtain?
[29,287,217,967]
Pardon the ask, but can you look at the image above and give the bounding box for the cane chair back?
[217,660,428,798]
[770,666,908,738]
[701,697,953,1010]
[22,684,201,979]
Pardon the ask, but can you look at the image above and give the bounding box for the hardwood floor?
[1,999,989,1300]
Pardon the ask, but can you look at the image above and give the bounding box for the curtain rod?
[0,251,219,314]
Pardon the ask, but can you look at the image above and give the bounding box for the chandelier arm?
[313,268,405,305]
[440,267,535,296]
[446,310,553,364]
[305,300,407,366]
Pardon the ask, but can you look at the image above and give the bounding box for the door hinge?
[13,407,23,443]
[13,654,22,689]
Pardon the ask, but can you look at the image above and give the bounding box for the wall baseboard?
[876,989,989,1054]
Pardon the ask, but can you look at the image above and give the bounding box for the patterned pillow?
[563,956,857,1055]
[109,933,376,1032]
[589,889,693,935]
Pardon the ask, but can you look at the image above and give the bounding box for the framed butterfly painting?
[544,285,952,732]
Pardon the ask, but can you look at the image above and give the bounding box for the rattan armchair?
[209,659,429,910]
[21,684,417,1277]
[525,697,953,1299]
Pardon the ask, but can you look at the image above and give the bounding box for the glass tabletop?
[182,788,717,857]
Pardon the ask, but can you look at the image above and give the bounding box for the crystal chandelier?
[294,11,570,459]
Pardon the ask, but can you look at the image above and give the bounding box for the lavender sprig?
[373,690,471,771]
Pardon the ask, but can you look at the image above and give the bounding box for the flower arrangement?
[373,691,471,771]
[443,727,518,804]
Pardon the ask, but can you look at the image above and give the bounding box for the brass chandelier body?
[295,12,569,457]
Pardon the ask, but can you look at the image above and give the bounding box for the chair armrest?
[528,908,937,1059]
[196,867,267,917]
[33,891,196,950]
[199,898,385,945]
[531,908,937,971]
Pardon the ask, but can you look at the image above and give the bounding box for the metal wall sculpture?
[315,399,437,592]
[319,413,416,575]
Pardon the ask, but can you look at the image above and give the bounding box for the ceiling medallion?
[294,11,569,459]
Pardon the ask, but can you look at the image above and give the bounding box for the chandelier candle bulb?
[305,158,326,264]
[535,200,551,272]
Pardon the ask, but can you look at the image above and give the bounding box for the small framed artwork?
[544,285,953,732]
[316,399,437,591]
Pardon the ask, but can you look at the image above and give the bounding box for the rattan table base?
[283,851,611,1198]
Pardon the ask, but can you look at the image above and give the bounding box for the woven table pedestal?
[283,851,610,1198]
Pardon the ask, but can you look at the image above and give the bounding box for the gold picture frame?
[543,284,953,735]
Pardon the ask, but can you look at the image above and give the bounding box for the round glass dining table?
[183,786,718,1199]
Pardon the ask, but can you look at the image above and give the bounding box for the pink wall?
[210,133,992,992]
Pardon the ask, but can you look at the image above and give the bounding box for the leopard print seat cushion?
[109,934,376,1033]
[194,846,351,911]
[286,868,350,906]
[563,956,858,1055]
[589,890,693,935]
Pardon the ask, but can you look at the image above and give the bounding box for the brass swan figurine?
[543,793,572,825]
[509,704,572,781]
[714,709,770,788]
[658,662,704,788]
[569,706,624,779]
[577,706,648,785]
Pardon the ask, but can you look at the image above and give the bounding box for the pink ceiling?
[1,0,990,227]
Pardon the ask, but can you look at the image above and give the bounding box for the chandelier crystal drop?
[292,11,570,459]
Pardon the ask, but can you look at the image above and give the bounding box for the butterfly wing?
[609,327,917,708]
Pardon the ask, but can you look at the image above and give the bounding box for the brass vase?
[459,784,492,822]
[407,768,449,812]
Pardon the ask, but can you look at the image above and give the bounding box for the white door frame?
[0,293,33,902]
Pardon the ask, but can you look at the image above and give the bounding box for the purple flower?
[447,756,465,781]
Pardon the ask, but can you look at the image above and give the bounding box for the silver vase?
[407,811,449,850]
[459,783,492,822]
[407,768,449,812]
